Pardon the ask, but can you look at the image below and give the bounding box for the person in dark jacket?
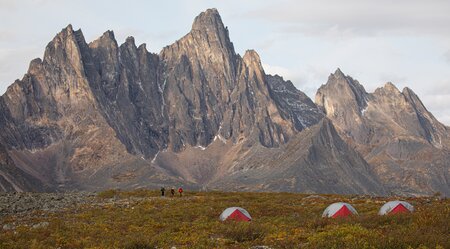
[170,187,175,197]
[160,187,165,197]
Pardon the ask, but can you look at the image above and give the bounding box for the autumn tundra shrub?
[219,221,266,242]
[0,190,448,249]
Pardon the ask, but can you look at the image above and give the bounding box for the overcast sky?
[1,0,449,124]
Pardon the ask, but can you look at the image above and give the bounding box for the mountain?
[316,69,450,195]
[0,9,447,196]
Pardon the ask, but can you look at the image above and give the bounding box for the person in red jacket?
[178,187,183,197]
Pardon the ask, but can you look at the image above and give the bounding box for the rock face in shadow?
[0,143,48,192]
[207,119,385,195]
[0,9,446,196]
[267,74,324,131]
[316,69,450,196]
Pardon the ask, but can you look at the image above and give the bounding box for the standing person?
[160,186,165,197]
[178,187,183,197]
[170,187,175,197]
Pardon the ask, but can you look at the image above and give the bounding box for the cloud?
[0,46,42,93]
[263,63,330,97]
[262,64,293,79]
[0,0,18,11]
[245,0,450,39]
[420,94,450,125]
[444,50,450,64]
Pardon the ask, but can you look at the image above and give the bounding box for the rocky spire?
[315,68,370,142]
[333,68,346,78]
[187,8,236,59]
[242,50,265,83]
[43,24,85,72]
[316,68,368,116]
[192,8,223,31]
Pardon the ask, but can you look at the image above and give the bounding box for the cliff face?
[316,69,450,195]
[0,9,446,196]
[159,9,300,151]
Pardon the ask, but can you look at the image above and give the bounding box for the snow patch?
[158,78,167,114]
[195,145,206,150]
[151,151,159,164]
[214,134,227,144]
[136,80,144,91]
[361,106,368,116]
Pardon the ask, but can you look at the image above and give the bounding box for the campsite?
[0,190,448,248]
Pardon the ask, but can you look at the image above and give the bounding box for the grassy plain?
[1,190,448,249]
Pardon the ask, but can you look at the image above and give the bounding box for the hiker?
[171,187,175,197]
[178,187,183,197]
[160,187,165,197]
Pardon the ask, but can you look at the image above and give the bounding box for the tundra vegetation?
[0,190,448,249]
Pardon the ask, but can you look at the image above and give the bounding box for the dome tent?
[379,200,414,215]
[219,207,252,221]
[322,202,358,218]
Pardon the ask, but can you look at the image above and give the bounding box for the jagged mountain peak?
[137,43,148,52]
[316,69,368,119]
[52,24,85,42]
[401,86,419,97]
[243,49,263,70]
[125,36,135,45]
[380,82,401,93]
[332,67,346,78]
[401,86,429,113]
[27,58,43,74]
[324,68,367,96]
[185,8,235,56]
[62,24,74,33]
[191,8,223,31]
[90,30,118,50]
[43,24,88,65]
[101,30,115,39]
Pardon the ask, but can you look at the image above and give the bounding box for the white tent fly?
[219,207,252,221]
[379,200,414,215]
[322,202,358,218]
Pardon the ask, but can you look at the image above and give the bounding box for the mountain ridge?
[316,69,450,195]
[0,9,448,196]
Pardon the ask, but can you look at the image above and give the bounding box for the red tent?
[322,202,358,218]
[219,207,252,221]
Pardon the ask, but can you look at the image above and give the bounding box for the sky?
[1,0,449,124]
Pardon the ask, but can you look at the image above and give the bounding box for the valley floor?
[0,190,448,249]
